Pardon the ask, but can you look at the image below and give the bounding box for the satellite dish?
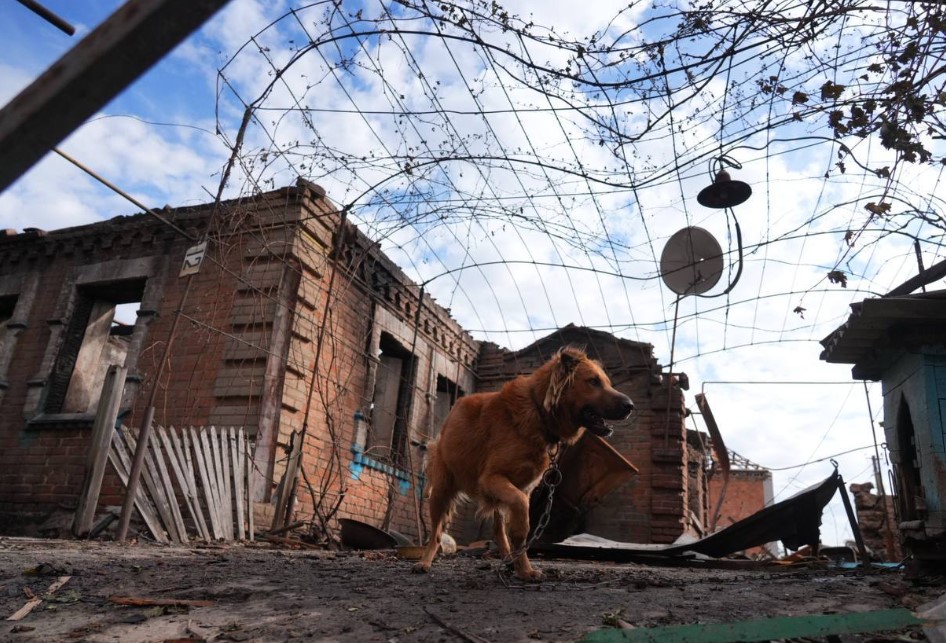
[660,227,724,296]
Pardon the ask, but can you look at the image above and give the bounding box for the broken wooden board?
[6,576,71,621]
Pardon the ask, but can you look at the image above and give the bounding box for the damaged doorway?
[894,395,924,523]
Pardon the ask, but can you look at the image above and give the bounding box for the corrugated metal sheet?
[819,291,946,379]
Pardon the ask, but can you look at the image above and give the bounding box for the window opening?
[47,279,144,414]
[369,332,416,464]
[432,374,463,440]
[0,295,16,357]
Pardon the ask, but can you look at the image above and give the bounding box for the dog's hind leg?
[480,475,542,581]
[412,480,454,573]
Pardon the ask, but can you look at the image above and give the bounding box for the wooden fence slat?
[245,431,255,542]
[167,427,210,541]
[204,426,220,538]
[151,425,189,543]
[195,427,223,540]
[202,427,220,537]
[179,428,210,541]
[220,426,234,540]
[231,427,245,540]
[124,427,181,543]
[108,431,167,543]
[209,427,229,539]
[141,428,183,544]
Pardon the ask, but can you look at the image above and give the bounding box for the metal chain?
[500,442,563,571]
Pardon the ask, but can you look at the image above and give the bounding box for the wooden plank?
[167,426,210,541]
[110,429,166,543]
[142,427,183,544]
[206,426,224,539]
[152,425,190,543]
[150,424,188,543]
[194,427,223,540]
[232,427,245,540]
[6,576,71,621]
[73,365,127,537]
[124,427,181,543]
[271,430,302,530]
[209,426,231,539]
[108,431,167,543]
[220,426,234,540]
[246,431,255,542]
[580,608,921,642]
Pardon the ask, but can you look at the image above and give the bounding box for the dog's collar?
[530,389,561,445]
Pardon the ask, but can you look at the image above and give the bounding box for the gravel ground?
[0,537,940,642]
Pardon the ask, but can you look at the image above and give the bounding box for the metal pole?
[914,239,927,293]
[837,472,870,564]
[15,0,75,35]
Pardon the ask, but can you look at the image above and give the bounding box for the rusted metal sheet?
[534,469,840,560]
[0,0,233,193]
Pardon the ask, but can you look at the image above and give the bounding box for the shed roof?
[819,290,946,379]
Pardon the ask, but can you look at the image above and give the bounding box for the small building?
[707,449,777,558]
[821,290,946,561]
[0,181,705,547]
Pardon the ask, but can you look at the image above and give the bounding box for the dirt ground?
[0,537,942,643]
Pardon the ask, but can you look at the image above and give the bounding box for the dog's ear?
[559,348,579,373]
[557,346,585,374]
[545,347,583,411]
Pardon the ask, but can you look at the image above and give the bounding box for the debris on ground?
[0,538,940,642]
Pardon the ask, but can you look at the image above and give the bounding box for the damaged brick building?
[0,182,713,546]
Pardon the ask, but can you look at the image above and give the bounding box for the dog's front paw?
[515,567,544,582]
[412,561,432,574]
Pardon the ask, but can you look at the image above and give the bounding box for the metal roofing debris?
[534,469,840,561]
[819,291,946,379]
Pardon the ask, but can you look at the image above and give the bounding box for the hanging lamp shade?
[697,170,752,209]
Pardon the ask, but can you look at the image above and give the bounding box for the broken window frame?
[431,374,463,440]
[367,331,417,467]
[25,256,164,426]
[44,280,144,415]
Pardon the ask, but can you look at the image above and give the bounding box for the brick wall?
[0,210,203,529]
[264,186,480,544]
[708,469,775,557]
[849,482,902,561]
[0,182,707,549]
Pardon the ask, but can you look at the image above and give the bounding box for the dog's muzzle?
[581,396,633,437]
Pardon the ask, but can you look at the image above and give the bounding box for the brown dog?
[412,346,634,580]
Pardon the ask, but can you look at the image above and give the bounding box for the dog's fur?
[412,346,634,580]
